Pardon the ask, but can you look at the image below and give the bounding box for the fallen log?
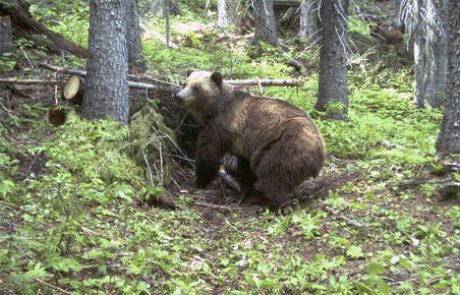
[38,63,302,89]
[39,63,181,91]
[0,78,63,85]
[0,77,160,90]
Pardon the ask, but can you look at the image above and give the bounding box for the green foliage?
[29,1,89,47]
[2,2,459,294]
[0,106,194,293]
[348,16,370,35]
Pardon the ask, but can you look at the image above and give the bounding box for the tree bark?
[316,0,349,120]
[393,0,407,32]
[413,0,426,108]
[299,0,320,43]
[436,0,460,155]
[252,0,279,47]
[0,15,11,54]
[423,0,447,108]
[126,0,147,71]
[0,0,87,57]
[413,0,447,108]
[217,0,240,29]
[81,0,130,124]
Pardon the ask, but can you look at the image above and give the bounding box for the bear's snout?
[176,87,192,101]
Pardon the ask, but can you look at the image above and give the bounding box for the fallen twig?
[34,278,72,295]
[319,201,366,228]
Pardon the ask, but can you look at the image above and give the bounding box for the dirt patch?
[13,150,49,181]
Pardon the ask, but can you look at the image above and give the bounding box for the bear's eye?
[192,85,200,92]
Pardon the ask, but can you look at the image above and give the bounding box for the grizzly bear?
[370,24,404,45]
[176,71,326,209]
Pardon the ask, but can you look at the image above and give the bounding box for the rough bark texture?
[436,0,460,155]
[126,0,147,71]
[252,0,279,47]
[0,15,11,54]
[413,0,426,108]
[424,0,447,108]
[316,0,349,120]
[413,0,447,108]
[217,0,240,28]
[0,0,87,57]
[81,0,130,124]
[393,0,407,32]
[299,0,320,42]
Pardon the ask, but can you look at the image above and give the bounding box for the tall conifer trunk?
[436,0,460,154]
[81,0,130,124]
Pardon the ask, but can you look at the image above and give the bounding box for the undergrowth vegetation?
[0,1,459,294]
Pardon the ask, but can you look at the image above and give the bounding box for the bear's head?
[176,70,223,122]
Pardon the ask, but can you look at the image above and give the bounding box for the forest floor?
[1,12,459,294]
[1,77,459,294]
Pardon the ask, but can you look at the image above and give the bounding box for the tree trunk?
[299,0,320,43]
[412,0,447,108]
[436,0,460,155]
[0,0,87,57]
[252,0,279,47]
[81,0,130,124]
[424,0,447,108]
[217,0,240,29]
[0,15,11,54]
[126,0,147,71]
[413,0,426,108]
[316,0,349,120]
[393,0,407,32]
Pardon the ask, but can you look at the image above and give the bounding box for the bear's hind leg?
[236,156,257,200]
[253,143,306,210]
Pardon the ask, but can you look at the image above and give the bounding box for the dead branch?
[38,63,181,91]
[319,201,366,228]
[38,62,87,77]
[0,78,63,85]
[229,78,300,87]
[0,77,159,90]
[34,278,72,295]
[38,63,301,89]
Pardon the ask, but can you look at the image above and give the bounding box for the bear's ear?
[186,69,194,77]
[210,72,223,86]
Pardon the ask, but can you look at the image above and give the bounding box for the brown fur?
[176,71,326,209]
[370,24,404,45]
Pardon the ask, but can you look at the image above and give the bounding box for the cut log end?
[62,75,83,105]
[63,75,80,99]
